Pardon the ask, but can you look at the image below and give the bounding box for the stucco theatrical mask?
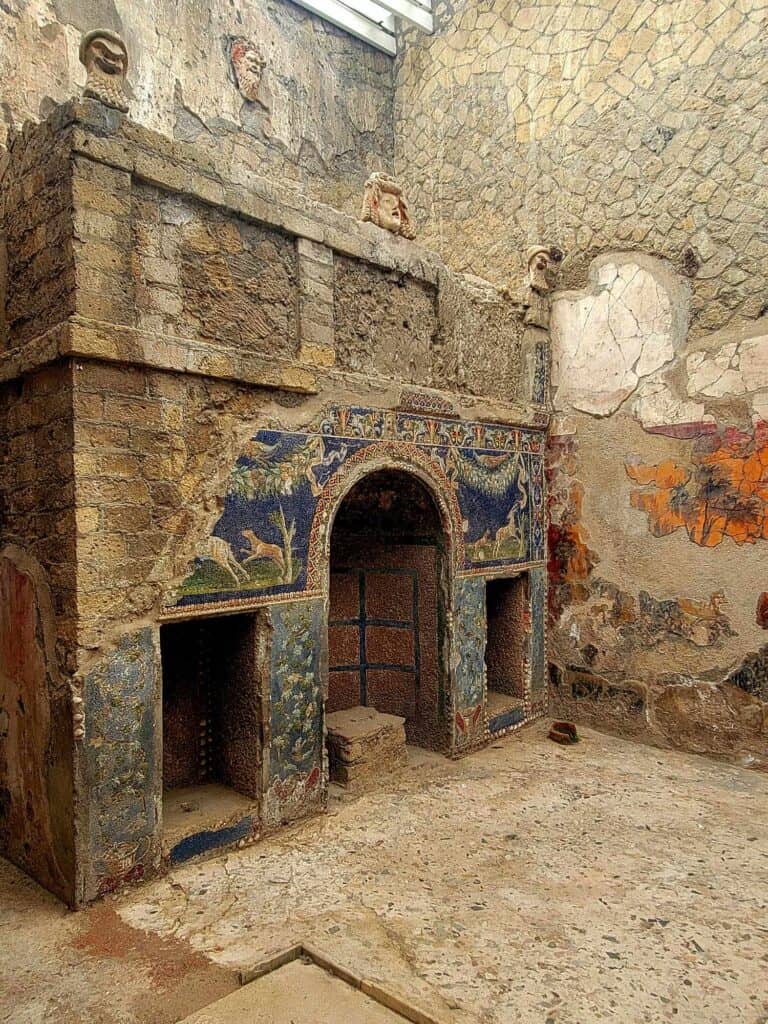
[361,172,416,240]
[230,39,266,102]
[79,30,129,113]
[527,245,554,292]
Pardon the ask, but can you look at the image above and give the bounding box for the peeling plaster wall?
[550,254,690,418]
[395,0,768,762]
[547,254,768,764]
[0,548,74,903]
[0,368,77,902]
[0,0,394,215]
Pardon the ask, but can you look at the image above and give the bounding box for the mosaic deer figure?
[240,529,285,573]
[205,536,248,584]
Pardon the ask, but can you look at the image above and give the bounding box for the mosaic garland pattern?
[174,405,546,610]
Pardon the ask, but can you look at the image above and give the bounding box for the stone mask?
[231,39,266,102]
[527,246,552,292]
[378,190,403,234]
[361,173,416,240]
[79,30,129,113]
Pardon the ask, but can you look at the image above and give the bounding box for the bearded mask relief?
[79,30,129,113]
[361,173,416,240]
[230,39,267,103]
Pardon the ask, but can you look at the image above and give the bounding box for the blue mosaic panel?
[169,815,254,865]
[488,705,526,734]
[453,577,487,710]
[268,600,324,785]
[83,628,160,895]
[452,447,534,567]
[173,405,546,609]
[532,341,549,406]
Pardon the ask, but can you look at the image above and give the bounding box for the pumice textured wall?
[395,0,768,766]
[0,95,548,904]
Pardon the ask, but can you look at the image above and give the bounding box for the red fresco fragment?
[644,421,719,440]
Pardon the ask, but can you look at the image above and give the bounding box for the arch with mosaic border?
[306,440,465,594]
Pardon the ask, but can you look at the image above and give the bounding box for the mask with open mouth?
[79,29,130,113]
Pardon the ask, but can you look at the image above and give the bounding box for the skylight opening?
[291,0,433,55]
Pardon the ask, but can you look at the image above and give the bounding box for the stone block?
[297,237,333,265]
[300,297,333,327]
[300,319,334,349]
[326,706,407,791]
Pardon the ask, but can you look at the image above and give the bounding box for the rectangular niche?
[485,575,529,733]
[160,612,265,849]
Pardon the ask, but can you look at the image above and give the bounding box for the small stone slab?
[178,958,409,1023]
[326,706,407,790]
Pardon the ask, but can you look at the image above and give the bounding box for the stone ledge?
[68,100,446,287]
[0,317,551,429]
[0,316,318,392]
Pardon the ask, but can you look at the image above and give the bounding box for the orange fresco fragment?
[626,458,690,490]
[626,421,768,548]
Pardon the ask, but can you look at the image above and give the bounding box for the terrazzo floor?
[1,722,766,1023]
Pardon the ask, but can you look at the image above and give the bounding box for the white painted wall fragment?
[686,323,768,413]
[550,254,690,417]
[631,371,708,430]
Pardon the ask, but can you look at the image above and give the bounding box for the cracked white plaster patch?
[550,254,690,417]
[686,323,768,408]
[631,372,709,430]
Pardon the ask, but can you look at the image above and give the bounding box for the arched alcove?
[327,468,450,751]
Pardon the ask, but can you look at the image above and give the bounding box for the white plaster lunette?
[550,253,690,418]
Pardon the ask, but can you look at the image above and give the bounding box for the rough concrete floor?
[1,723,767,1023]
[0,868,239,1023]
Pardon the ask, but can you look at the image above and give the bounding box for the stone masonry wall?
[334,256,439,383]
[0,367,78,656]
[395,0,768,763]
[1,100,548,900]
[0,0,394,217]
[0,106,76,350]
[5,101,545,658]
[395,0,766,320]
[0,112,80,901]
[132,183,299,358]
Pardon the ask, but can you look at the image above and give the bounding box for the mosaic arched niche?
[170,426,465,612]
[306,440,466,593]
[314,444,462,754]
